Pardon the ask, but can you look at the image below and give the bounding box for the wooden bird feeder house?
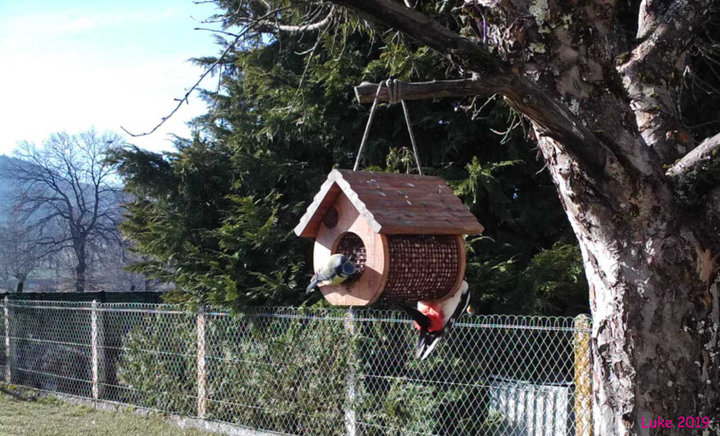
[294,170,484,306]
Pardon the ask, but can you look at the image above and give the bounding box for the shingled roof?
[294,169,484,237]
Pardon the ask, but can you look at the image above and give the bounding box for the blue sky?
[0,0,222,155]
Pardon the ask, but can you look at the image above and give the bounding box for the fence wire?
[0,300,592,436]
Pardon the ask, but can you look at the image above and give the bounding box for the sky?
[0,0,222,156]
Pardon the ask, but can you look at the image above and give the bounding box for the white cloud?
[56,16,97,33]
[0,51,207,153]
[0,0,220,155]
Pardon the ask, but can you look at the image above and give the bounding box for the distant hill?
[0,155,58,220]
[0,155,17,220]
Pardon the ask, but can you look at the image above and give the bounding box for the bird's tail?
[416,330,443,360]
[306,276,319,294]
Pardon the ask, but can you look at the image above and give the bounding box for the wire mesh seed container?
[295,170,484,305]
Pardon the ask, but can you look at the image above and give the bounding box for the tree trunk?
[13,273,28,293]
[536,134,719,434]
[328,0,720,433]
[75,241,87,293]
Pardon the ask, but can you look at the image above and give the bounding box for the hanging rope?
[353,79,423,175]
[401,100,423,176]
[353,81,383,171]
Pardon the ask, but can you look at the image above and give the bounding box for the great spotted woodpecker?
[403,281,470,360]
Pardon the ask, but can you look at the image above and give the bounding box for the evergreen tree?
[113,1,588,314]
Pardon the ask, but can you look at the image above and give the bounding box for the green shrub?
[355,312,493,435]
[203,310,352,434]
[116,311,197,415]
[117,308,495,435]
[117,309,353,434]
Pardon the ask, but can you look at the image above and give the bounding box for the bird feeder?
[294,170,484,306]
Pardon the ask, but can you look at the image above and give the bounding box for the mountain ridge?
[0,155,18,220]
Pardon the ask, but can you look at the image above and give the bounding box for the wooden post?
[91,300,101,399]
[353,78,498,104]
[344,308,357,436]
[4,297,10,384]
[573,314,592,436]
[197,305,207,419]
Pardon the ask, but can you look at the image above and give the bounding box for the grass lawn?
[0,386,211,436]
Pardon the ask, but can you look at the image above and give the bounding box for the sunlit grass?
[0,385,210,436]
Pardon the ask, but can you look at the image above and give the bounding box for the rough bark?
[75,241,87,293]
[331,0,720,434]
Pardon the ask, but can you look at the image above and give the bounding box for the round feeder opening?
[333,232,367,284]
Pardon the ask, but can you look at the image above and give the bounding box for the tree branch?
[120,24,247,137]
[617,0,714,164]
[336,0,609,172]
[330,0,504,75]
[255,7,334,33]
[637,0,673,39]
[121,8,291,137]
[666,132,720,203]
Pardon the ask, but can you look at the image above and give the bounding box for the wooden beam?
[354,79,497,104]
[354,76,608,175]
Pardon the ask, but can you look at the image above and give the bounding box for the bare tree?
[0,215,44,293]
[10,130,124,292]
[242,0,720,433]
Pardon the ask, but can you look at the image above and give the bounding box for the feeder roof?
[294,169,484,237]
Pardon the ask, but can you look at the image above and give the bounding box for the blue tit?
[306,253,356,294]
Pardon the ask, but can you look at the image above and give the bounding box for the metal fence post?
[91,300,102,399]
[197,305,207,419]
[574,314,592,436]
[3,297,9,384]
[345,307,357,436]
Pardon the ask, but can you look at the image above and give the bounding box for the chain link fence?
[0,298,592,435]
